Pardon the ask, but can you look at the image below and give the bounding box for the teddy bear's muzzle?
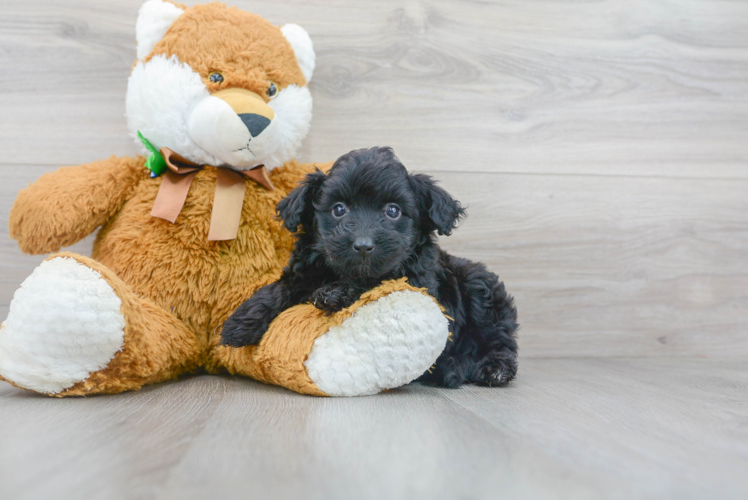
[187,87,282,169]
[213,88,275,122]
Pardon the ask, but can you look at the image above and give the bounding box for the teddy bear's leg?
[0,253,201,396]
[212,279,450,396]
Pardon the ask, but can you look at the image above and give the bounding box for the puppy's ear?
[408,173,466,236]
[277,169,327,232]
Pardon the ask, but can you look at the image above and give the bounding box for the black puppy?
[222,147,518,387]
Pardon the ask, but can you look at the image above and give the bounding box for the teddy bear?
[0,0,449,397]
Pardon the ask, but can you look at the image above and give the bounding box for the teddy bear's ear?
[136,0,185,60]
[281,24,315,83]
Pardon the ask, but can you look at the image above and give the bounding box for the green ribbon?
[137,131,167,177]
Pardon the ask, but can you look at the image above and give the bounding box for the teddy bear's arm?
[9,156,147,255]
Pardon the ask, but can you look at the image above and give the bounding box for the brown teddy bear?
[0,0,449,397]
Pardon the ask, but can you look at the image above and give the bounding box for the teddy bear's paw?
[0,257,125,394]
[304,290,449,396]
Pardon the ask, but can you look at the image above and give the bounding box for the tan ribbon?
[150,148,274,241]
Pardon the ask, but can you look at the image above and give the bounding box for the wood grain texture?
[0,0,747,177]
[437,171,748,357]
[1,359,747,500]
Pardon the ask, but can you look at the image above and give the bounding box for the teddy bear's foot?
[0,256,126,394]
[304,288,449,396]
[0,253,201,396]
[215,279,450,396]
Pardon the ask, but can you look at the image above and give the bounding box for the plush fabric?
[0,0,450,397]
[128,1,313,169]
[135,0,184,60]
[0,256,126,394]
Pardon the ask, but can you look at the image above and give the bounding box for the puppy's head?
[278,147,465,279]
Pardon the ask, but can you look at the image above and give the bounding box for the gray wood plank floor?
[1,1,747,498]
[1,359,746,500]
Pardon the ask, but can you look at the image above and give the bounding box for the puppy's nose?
[239,113,271,137]
[353,237,375,256]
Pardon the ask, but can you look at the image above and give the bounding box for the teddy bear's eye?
[332,203,347,218]
[385,204,401,219]
[209,72,224,84]
[266,82,278,99]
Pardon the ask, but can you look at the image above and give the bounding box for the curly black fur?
[222,147,519,388]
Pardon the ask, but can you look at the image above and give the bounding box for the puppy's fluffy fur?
[222,147,518,387]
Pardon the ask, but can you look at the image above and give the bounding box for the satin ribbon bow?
[140,133,274,241]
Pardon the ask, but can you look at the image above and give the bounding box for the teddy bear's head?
[126,0,314,170]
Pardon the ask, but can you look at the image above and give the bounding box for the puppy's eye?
[209,72,224,84]
[385,204,401,219]
[266,82,278,99]
[332,203,347,218]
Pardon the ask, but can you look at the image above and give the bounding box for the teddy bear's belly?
[91,171,293,343]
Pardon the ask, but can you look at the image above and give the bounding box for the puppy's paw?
[418,356,471,388]
[221,302,273,347]
[221,315,269,347]
[471,353,518,387]
[311,284,361,314]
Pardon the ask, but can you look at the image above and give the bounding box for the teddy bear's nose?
[239,113,271,137]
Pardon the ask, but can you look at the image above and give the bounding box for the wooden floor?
[1,359,746,500]
[1,0,747,498]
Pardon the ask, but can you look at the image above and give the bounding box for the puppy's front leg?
[311,282,365,314]
[222,282,293,347]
